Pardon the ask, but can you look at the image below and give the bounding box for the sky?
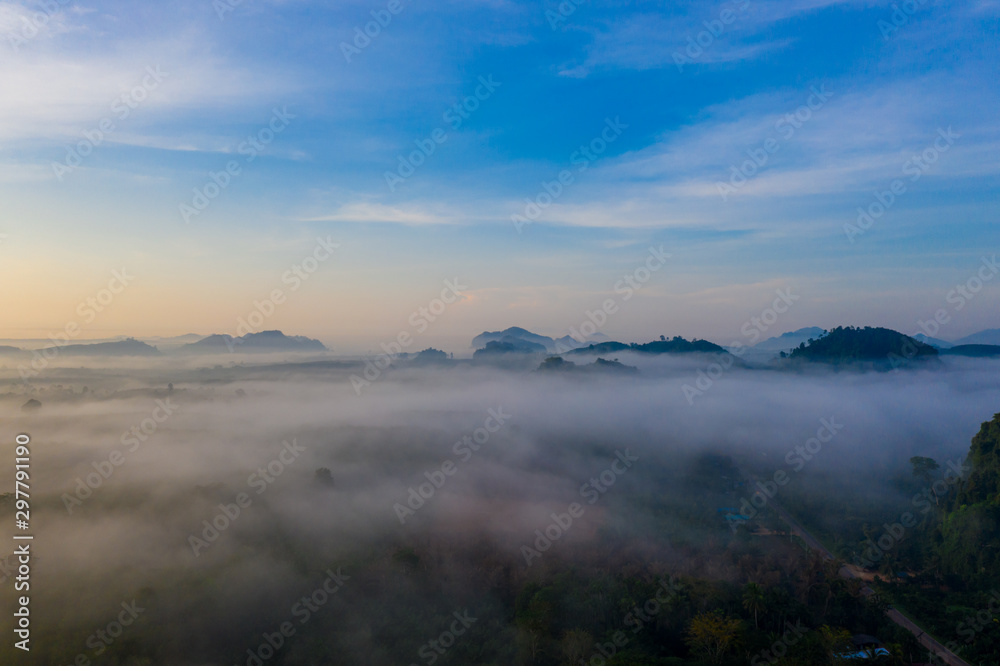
[0,0,998,352]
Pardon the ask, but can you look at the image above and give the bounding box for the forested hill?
[957,412,1000,507]
[787,326,937,364]
[938,412,1000,585]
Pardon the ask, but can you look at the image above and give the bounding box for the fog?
[1,354,998,664]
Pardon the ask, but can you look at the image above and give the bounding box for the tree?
[686,612,741,665]
[314,467,334,486]
[742,582,766,629]
[909,456,939,486]
[820,625,853,660]
[560,629,592,665]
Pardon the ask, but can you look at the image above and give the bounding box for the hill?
[39,338,160,357]
[937,412,1000,583]
[941,344,1000,357]
[786,326,936,365]
[568,336,729,356]
[179,330,327,354]
[473,340,547,358]
[754,326,827,352]
[913,333,954,349]
[954,328,1000,346]
[471,326,608,353]
[537,356,639,375]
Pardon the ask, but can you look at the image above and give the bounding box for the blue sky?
[1,0,998,351]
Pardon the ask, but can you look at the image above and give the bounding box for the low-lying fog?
[1,353,997,664]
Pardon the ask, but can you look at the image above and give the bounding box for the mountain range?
[0,331,327,357]
[470,326,608,353]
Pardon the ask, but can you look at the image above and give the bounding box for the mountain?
[473,340,547,358]
[181,334,238,353]
[411,348,449,364]
[565,341,631,355]
[913,333,954,349]
[937,412,1000,580]
[754,327,827,352]
[471,327,608,353]
[941,344,1000,357]
[537,356,639,375]
[0,345,23,355]
[786,326,937,365]
[568,336,729,356]
[954,328,1000,346]
[472,327,552,349]
[179,331,327,354]
[136,333,206,352]
[39,338,161,357]
[140,334,204,343]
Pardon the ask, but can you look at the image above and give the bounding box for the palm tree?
[742,582,766,629]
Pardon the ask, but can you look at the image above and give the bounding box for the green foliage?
[956,412,1000,506]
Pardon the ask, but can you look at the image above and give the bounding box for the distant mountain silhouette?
[537,356,639,375]
[954,328,1000,346]
[179,330,327,354]
[412,348,449,364]
[753,327,827,352]
[567,336,728,356]
[473,339,547,358]
[471,327,608,353]
[39,338,160,357]
[787,326,936,365]
[914,333,954,349]
[140,334,204,343]
[942,344,1000,357]
[0,345,23,355]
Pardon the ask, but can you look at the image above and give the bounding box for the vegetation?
[569,336,729,356]
[787,326,936,365]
